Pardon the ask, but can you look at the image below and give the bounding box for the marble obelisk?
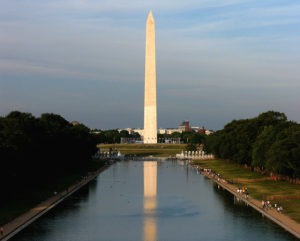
[143,11,157,144]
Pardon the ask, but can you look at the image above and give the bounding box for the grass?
[98,144,185,157]
[194,159,300,222]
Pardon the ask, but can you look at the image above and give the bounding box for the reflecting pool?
[11,159,298,241]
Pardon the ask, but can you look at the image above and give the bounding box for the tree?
[252,126,273,171]
[0,111,99,200]
[185,142,198,151]
[204,111,291,168]
[265,123,300,178]
[189,132,205,144]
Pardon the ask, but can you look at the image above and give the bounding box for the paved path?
[197,167,300,239]
[0,165,109,241]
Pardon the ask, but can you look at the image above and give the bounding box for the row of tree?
[92,129,140,144]
[0,111,98,199]
[158,132,205,145]
[204,111,300,179]
[92,128,206,146]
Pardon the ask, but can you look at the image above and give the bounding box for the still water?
[12,159,298,241]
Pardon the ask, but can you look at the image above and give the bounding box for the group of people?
[195,165,286,215]
[261,200,283,212]
[236,186,249,199]
[201,168,226,183]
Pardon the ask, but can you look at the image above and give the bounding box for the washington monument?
[143,11,157,144]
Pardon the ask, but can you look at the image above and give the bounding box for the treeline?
[0,111,98,199]
[92,129,140,143]
[92,129,206,146]
[204,111,300,179]
[158,132,205,144]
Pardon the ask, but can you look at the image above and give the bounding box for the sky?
[1,0,300,131]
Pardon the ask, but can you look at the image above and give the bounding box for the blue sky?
[1,0,300,130]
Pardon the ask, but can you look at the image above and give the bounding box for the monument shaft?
[144,11,157,144]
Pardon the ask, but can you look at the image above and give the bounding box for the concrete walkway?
[197,167,300,239]
[0,165,109,241]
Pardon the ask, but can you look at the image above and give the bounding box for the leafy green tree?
[205,111,289,166]
[104,129,121,143]
[252,126,273,171]
[203,130,222,157]
[119,130,130,138]
[251,121,292,171]
[180,131,193,143]
[185,142,198,151]
[189,133,205,144]
[256,111,287,128]
[0,111,99,201]
[170,132,181,138]
[265,123,300,178]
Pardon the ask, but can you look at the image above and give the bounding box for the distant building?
[158,128,182,135]
[71,121,81,126]
[117,120,214,141]
[133,128,144,136]
[178,120,191,132]
[205,129,214,135]
[191,126,206,134]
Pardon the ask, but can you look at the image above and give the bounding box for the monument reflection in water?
[143,161,157,241]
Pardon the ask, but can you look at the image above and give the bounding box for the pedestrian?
[0,227,4,236]
[245,190,249,199]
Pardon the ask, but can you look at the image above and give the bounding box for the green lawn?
[98,144,185,157]
[194,159,300,222]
